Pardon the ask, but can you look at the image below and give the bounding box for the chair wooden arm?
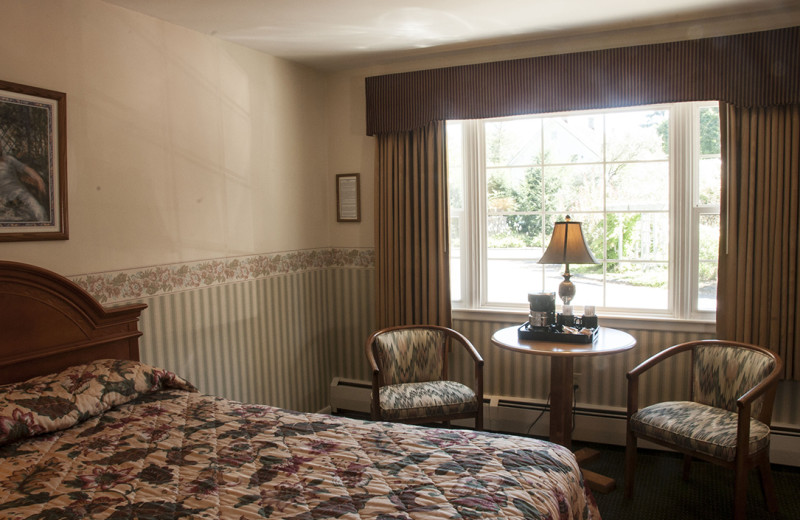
[448,328,484,413]
[736,348,782,425]
[443,327,484,429]
[626,342,695,416]
[737,364,782,407]
[627,341,696,380]
[364,330,384,420]
[445,327,484,365]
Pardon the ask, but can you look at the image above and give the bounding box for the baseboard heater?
[328,377,622,438]
[329,378,800,467]
[330,377,371,414]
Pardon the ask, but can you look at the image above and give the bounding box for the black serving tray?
[517,322,598,343]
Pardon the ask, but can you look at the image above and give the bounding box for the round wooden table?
[491,325,636,449]
[491,325,636,493]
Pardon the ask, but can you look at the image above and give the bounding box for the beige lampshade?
[538,216,598,265]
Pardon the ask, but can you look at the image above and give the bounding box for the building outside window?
[448,101,720,320]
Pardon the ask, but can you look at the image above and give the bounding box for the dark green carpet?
[577,441,800,520]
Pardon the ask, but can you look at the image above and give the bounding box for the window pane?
[556,212,604,261]
[543,164,604,212]
[699,106,721,155]
[604,212,669,261]
[543,114,602,164]
[698,213,719,311]
[487,167,543,213]
[606,162,669,211]
[450,212,462,251]
[695,105,719,313]
[561,263,603,308]
[450,251,461,302]
[447,122,463,303]
[698,214,719,261]
[486,119,542,167]
[606,109,669,161]
[605,262,668,309]
[487,215,544,248]
[487,251,543,303]
[698,261,717,311]
[699,157,721,206]
[448,122,464,210]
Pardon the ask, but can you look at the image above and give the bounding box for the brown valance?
[365,26,800,135]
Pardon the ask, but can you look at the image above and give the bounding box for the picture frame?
[336,173,361,222]
[0,80,68,241]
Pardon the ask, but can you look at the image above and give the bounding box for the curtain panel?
[718,103,800,380]
[375,121,452,328]
[366,26,800,135]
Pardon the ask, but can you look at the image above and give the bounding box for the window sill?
[452,308,716,334]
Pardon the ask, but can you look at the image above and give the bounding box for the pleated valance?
[365,26,800,135]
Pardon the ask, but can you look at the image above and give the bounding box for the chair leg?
[758,457,778,513]
[624,430,637,498]
[733,467,748,520]
[682,454,692,480]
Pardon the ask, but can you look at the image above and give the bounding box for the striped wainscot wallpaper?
[72,249,799,445]
[71,249,376,413]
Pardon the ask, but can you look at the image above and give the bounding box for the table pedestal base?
[547,359,616,493]
[575,447,616,493]
[490,326,636,496]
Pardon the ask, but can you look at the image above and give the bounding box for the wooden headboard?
[0,261,147,385]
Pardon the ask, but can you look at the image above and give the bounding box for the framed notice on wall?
[336,173,360,222]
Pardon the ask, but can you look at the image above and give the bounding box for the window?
[448,102,720,319]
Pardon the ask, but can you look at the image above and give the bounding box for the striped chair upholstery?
[366,325,483,429]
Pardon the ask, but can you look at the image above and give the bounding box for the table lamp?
[538,215,598,306]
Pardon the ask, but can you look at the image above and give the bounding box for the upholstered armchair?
[365,325,484,430]
[625,340,782,520]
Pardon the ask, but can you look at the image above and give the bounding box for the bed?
[0,261,600,519]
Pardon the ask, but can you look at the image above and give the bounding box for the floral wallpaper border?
[70,248,375,304]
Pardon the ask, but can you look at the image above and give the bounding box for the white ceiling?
[102,0,799,70]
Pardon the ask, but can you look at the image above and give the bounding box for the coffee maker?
[528,292,556,331]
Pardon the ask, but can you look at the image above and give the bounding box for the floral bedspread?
[0,361,600,519]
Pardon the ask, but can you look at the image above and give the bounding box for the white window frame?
[449,101,719,325]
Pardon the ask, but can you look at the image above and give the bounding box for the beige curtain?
[374,121,452,329]
[717,102,800,380]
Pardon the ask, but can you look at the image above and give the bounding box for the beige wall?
[0,0,329,275]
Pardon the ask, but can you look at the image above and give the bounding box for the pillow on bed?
[0,359,197,446]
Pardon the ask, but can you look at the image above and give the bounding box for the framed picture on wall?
[336,173,361,222]
[0,80,68,241]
